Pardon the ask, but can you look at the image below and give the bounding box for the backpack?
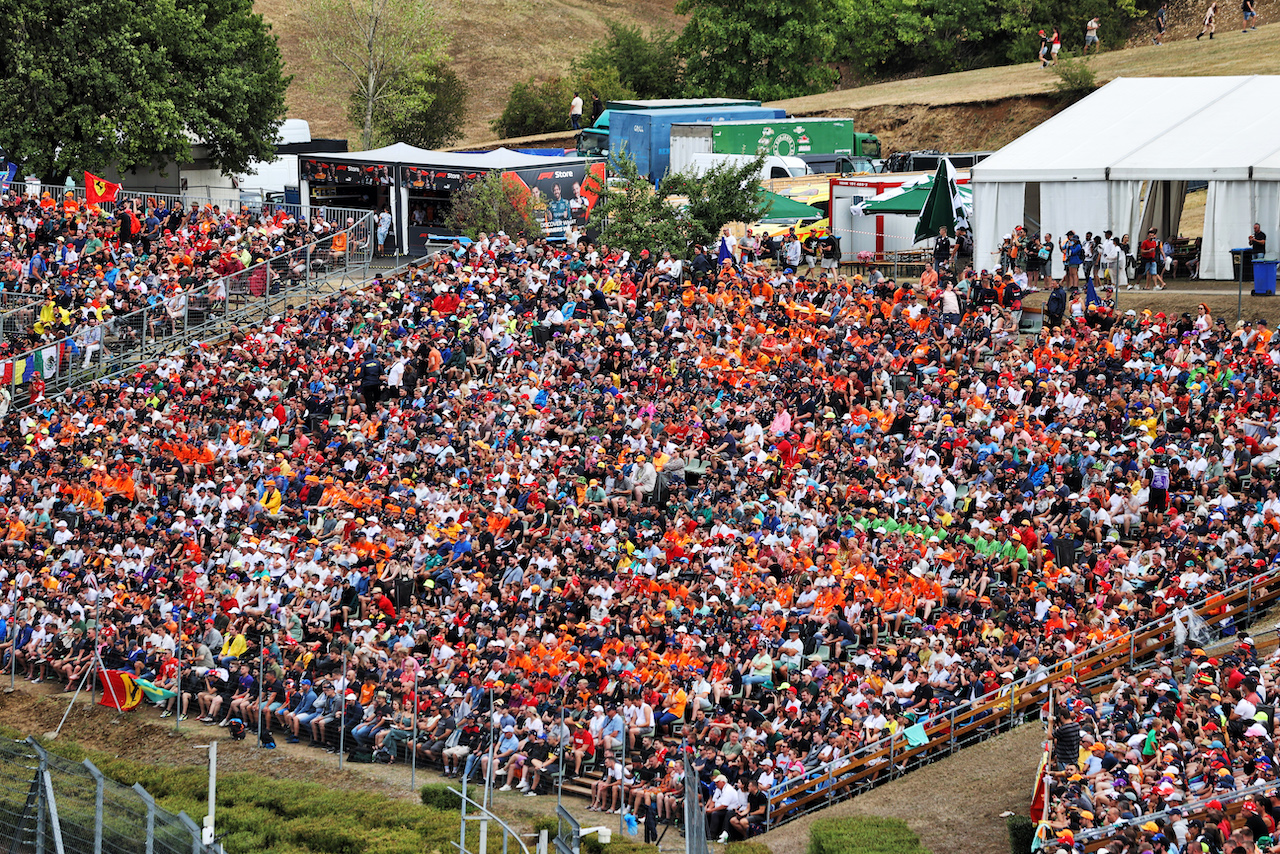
[347,745,374,763]
[259,728,276,749]
[372,746,395,764]
[228,718,247,741]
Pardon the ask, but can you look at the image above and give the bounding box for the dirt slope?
[255,0,685,145]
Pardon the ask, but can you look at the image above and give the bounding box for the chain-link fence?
[0,738,210,854]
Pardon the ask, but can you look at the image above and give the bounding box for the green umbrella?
[758,190,822,222]
[914,159,971,243]
[855,179,972,216]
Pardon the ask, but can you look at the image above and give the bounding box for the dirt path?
[755,723,1044,854]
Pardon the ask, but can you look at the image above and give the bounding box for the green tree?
[668,155,769,249]
[303,0,446,150]
[450,171,543,240]
[675,0,838,100]
[358,61,467,148]
[491,68,631,138]
[586,153,685,254]
[576,22,683,99]
[0,0,287,180]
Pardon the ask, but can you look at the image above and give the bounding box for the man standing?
[570,92,584,131]
[1154,2,1168,43]
[1249,222,1267,265]
[933,226,954,270]
[1084,17,1100,53]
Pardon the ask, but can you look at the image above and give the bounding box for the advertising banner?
[503,162,606,241]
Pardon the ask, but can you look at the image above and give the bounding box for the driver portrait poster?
[503,162,606,241]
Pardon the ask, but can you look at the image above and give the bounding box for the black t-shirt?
[1253,229,1266,253]
[746,790,768,817]
[934,237,952,264]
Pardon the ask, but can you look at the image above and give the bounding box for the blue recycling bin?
[1254,258,1277,296]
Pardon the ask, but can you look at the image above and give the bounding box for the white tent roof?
[973,77,1280,183]
[319,144,575,169]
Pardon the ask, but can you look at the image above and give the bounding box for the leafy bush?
[808,816,931,854]
[1051,56,1099,102]
[491,68,631,138]
[420,783,462,811]
[576,22,683,98]
[725,843,773,854]
[449,170,544,241]
[1007,815,1036,854]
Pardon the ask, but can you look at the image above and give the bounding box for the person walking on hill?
[1080,16,1100,52]
[1050,27,1062,64]
[1242,0,1258,31]
[1084,17,1100,53]
[1154,2,1167,43]
[1198,1,1217,38]
[1038,29,1050,66]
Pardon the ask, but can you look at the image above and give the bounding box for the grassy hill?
[255,0,1280,150]
[768,19,1280,152]
[255,0,684,145]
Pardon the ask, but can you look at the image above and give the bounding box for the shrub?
[725,843,773,854]
[1051,56,1098,103]
[491,68,631,138]
[1007,815,1036,854]
[419,783,462,811]
[808,816,930,854]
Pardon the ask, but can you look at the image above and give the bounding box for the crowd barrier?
[8,212,374,407]
[762,566,1280,830]
[0,737,215,854]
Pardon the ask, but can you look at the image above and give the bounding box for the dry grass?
[768,21,1280,116]
[256,0,684,146]
[1180,187,1207,238]
[756,724,1045,854]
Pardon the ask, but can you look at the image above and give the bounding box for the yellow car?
[754,217,830,242]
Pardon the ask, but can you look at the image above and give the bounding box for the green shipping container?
[710,118,858,157]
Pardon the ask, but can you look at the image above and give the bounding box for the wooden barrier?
[763,568,1280,830]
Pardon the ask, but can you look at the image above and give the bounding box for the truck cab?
[799,154,879,175]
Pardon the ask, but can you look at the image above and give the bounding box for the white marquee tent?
[972,76,1280,280]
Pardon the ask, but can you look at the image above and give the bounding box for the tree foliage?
[576,22,683,99]
[450,171,543,241]
[491,68,631,138]
[667,156,769,250]
[303,0,446,150]
[587,153,768,255]
[0,0,288,180]
[674,0,838,100]
[833,0,1144,80]
[586,153,685,254]
[356,61,467,149]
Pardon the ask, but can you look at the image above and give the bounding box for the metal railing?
[761,564,1280,831]
[17,183,372,229]
[8,212,373,405]
[452,784,530,854]
[0,737,213,854]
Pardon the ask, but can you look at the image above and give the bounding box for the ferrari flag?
[97,669,143,711]
[85,172,121,205]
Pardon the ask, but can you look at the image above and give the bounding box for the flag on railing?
[39,345,58,379]
[97,669,143,711]
[132,677,177,704]
[1029,747,1049,818]
[85,172,121,205]
[0,164,16,193]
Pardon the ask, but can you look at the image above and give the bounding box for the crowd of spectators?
[0,188,354,396]
[0,220,1275,847]
[1044,636,1280,854]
